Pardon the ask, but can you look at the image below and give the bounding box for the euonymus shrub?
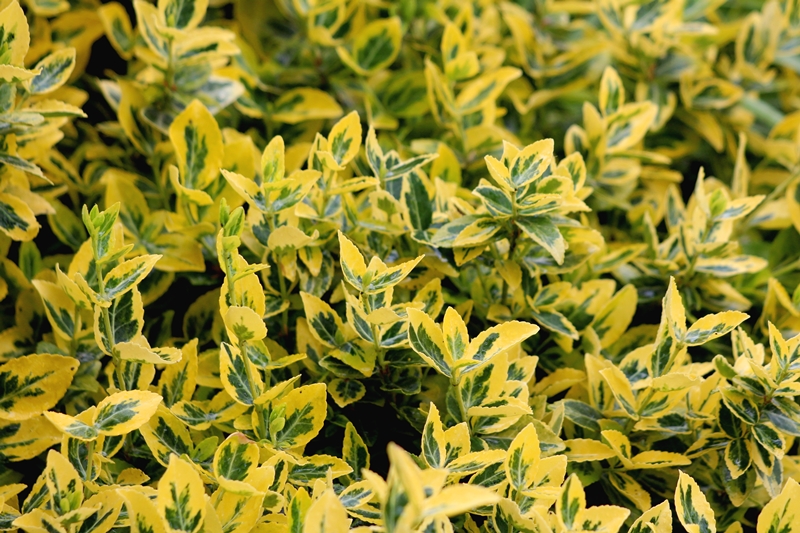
[1,0,800,531]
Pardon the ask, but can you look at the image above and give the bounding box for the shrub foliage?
[1,0,800,532]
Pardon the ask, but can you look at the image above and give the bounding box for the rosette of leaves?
[424,136,601,338]
[300,231,428,408]
[621,165,766,313]
[705,323,800,506]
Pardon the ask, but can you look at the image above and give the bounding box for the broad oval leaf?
[28,48,75,94]
[92,390,162,436]
[158,455,206,533]
[0,353,79,421]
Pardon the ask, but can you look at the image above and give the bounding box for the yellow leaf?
[158,339,199,407]
[158,455,206,533]
[0,1,29,67]
[421,484,499,519]
[599,366,638,419]
[158,0,208,30]
[461,320,539,369]
[0,415,61,461]
[0,354,79,421]
[98,2,134,58]
[684,311,748,346]
[601,430,634,469]
[119,488,167,533]
[102,254,161,303]
[757,478,800,533]
[44,449,83,515]
[504,423,540,491]
[605,102,657,154]
[557,474,586,530]
[630,450,691,470]
[421,403,447,469]
[268,226,315,253]
[272,383,327,449]
[338,231,367,291]
[44,410,97,441]
[336,18,402,76]
[32,280,76,341]
[13,509,67,533]
[28,47,76,95]
[139,405,193,467]
[508,139,555,189]
[300,291,346,348]
[664,277,687,341]
[407,308,451,378]
[629,500,672,533]
[169,100,223,190]
[213,432,259,484]
[590,284,637,348]
[579,505,630,533]
[608,472,651,512]
[303,489,350,533]
[225,306,267,343]
[81,490,123,533]
[599,66,624,116]
[272,88,343,124]
[115,338,181,365]
[92,390,162,436]
[675,471,716,533]
[0,192,39,241]
[324,111,362,169]
[220,342,263,406]
[563,439,617,462]
[455,67,521,114]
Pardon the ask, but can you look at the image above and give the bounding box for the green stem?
[95,262,123,389]
[84,439,95,485]
[224,250,239,308]
[266,216,290,335]
[239,339,261,402]
[362,294,384,366]
[69,312,81,358]
[450,371,469,428]
[276,261,289,336]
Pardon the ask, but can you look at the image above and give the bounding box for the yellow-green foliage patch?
[0,0,799,532]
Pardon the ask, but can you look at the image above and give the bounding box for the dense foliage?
[1,0,800,531]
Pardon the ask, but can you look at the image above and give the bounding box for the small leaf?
[683,311,748,346]
[504,423,540,492]
[0,354,79,421]
[516,216,566,265]
[340,423,370,487]
[338,232,367,291]
[756,478,800,533]
[675,471,716,533]
[337,18,402,75]
[158,455,205,533]
[169,100,223,190]
[158,0,208,30]
[272,88,343,124]
[0,2,30,67]
[272,383,327,449]
[29,48,75,94]
[213,432,259,482]
[326,111,362,168]
[92,390,162,436]
[421,403,446,469]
